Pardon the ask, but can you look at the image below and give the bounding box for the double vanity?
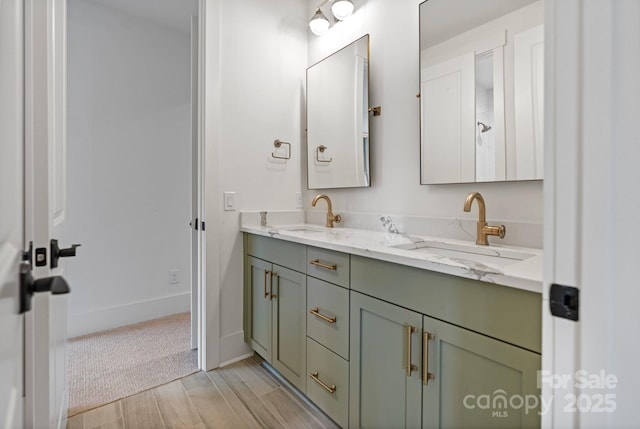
[244,0,545,426]
[242,196,542,428]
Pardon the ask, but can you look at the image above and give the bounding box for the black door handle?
[50,239,81,269]
[20,262,71,314]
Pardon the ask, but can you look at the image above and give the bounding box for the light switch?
[223,192,236,211]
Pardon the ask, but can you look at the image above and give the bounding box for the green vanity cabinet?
[246,256,273,361]
[422,315,540,428]
[349,291,423,429]
[244,233,542,429]
[349,256,542,429]
[349,291,541,429]
[244,235,307,392]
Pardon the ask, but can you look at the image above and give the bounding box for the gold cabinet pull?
[309,259,337,271]
[308,371,336,394]
[423,331,435,385]
[269,272,277,300]
[309,308,337,324]
[406,324,418,377]
[263,270,270,299]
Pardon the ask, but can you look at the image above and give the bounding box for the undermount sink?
[279,225,326,232]
[277,225,342,238]
[278,225,330,235]
[392,240,535,267]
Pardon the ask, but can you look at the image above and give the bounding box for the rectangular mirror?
[307,34,371,189]
[419,0,543,184]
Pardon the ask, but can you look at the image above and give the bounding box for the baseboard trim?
[68,293,190,338]
[218,330,253,367]
[57,387,68,429]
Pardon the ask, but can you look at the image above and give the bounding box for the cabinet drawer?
[306,338,349,428]
[245,234,306,273]
[307,277,349,360]
[307,246,350,288]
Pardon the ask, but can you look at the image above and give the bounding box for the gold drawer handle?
[406,324,418,377]
[309,259,337,271]
[308,371,336,394]
[263,270,270,299]
[309,308,337,324]
[423,331,435,385]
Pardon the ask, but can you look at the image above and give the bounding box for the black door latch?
[550,283,579,321]
[50,239,81,269]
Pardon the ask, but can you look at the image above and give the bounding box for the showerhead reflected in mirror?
[419,0,544,184]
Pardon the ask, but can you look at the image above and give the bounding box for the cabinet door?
[247,256,272,362]
[350,292,422,429]
[271,264,307,392]
[422,315,541,429]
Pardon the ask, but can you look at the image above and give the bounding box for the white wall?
[65,0,195,337]
[211,0,308,364]
[304,0,543,226]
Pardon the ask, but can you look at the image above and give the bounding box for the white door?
[24,0,71,428]
[0,0,25,427]
[421,52,476,184]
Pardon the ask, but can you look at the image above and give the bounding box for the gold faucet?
[312,194,342,228]
[463,192,506,245]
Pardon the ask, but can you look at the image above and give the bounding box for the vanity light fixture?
[309,8,330,36]
[309,0,357,36]
[331,0,355,20]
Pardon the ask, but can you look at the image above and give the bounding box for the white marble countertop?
[241,222,543,294]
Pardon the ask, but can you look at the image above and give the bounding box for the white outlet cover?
[169,270,179,285]
[224,191,236,211]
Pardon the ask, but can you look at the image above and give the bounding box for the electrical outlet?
[169,270,179,285]
[296,192,303,209]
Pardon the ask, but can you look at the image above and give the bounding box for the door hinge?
[201,221,205,231]
[22,241,33,265]
[550,284,579,321]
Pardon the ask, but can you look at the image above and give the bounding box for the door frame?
[21,1,222,426]
[23,0,69,427]
[200,0,222,371]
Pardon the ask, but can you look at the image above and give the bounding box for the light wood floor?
[67,356,339,429]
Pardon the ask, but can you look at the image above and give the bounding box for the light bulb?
[309,9,330,36]
[331,0,355,21]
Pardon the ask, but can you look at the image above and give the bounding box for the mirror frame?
[306,34,371,190]
[418,0,544,185]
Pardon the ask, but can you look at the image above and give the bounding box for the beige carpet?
[67,312,198,417]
